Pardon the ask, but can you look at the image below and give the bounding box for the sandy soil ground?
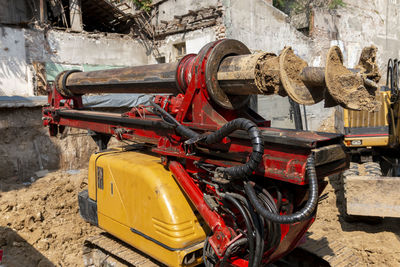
[0,170,399,266]
[308,175,400,266]
[0,170,100,266]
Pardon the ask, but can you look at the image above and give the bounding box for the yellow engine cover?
[87,149,208,266]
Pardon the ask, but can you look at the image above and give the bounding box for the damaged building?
[1,0,400,180]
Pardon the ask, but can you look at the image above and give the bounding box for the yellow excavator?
[342,57,400,219]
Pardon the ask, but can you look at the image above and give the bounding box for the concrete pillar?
[69,0,83,32]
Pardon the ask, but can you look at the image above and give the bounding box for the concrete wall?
[312,0,400,75]
[223,0,313,58]
[0,27,148,96]
[44,31,148,66]
[151,27,218,63]
[0,27,34,96]
[155,0,219,23]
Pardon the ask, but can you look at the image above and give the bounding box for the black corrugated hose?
[150,101,264,180]
[244,156,318,224]
[181,117,264,180]
[200,118,264,179]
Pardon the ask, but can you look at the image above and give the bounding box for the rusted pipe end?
[205,39,252,110]
[325,46,380,111]
[55,70,82,98]
[279,47,324,105]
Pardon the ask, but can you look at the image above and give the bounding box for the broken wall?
[312,0,400,75]
[0,26,148,96]
[148,0,223,63]
[0,106,98,180]
[0,27,35,96]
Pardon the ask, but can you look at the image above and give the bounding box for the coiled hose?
[199,118,264,179]
[225,192,264,267]
[150,101,264,179]
[245,156,318,224]
[223,194,256,267]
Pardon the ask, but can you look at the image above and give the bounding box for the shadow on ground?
[0,227,54,267]
[274,234,331,266]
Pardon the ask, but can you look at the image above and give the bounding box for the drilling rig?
[43,39,377,266]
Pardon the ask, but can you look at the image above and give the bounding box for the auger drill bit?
[56,42,380,111]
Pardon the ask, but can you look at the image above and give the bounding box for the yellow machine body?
[85,149,208,266]
[341,90,400,218]
[343,91,391,147]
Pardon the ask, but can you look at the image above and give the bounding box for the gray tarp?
[0,94,151,109]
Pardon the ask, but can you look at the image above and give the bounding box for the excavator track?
[83,232,361,267]
[83,232,162,267]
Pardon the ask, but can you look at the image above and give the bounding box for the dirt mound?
[0,170,100,266]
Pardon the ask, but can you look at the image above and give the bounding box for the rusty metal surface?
[219,126,343,149]
[312,144,347,167]
[58,41,377,112]
[217,53,263,95]
[300,67,325,87]
[204,39,251,109]
[279,47,324,105]
[66,62,180,94]
[234,128,343,148]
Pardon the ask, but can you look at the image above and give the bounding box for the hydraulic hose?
[245,156,318,224]
[223,194,255,267]
[151,100,264,180]
[201,118,264,179]
[226,192,263,267]
[150,100,199,137]
[256,190,281,250]
[180,117,264,180]
[220,238,248,266]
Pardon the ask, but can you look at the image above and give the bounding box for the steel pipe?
[65,62,180,94]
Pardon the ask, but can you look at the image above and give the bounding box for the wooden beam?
[39,0,45,23]
[69,0,83,32]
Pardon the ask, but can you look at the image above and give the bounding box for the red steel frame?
[43,40,345,266]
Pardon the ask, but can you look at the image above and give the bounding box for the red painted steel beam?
[168,161,233,257]
[168,161,227,231]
